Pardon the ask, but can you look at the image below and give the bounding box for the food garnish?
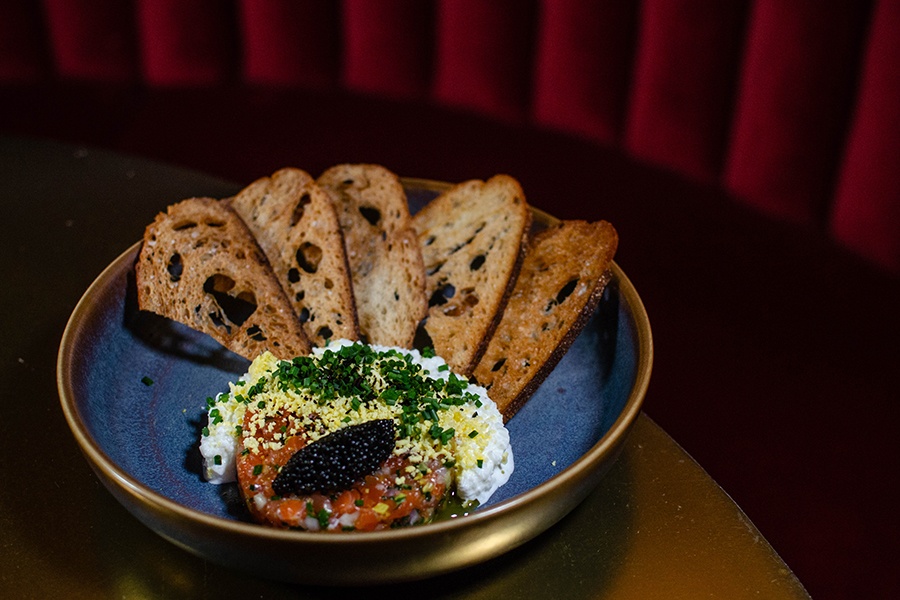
[200,341,513,531]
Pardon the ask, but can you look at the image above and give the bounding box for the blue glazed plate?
[57,179,652,585]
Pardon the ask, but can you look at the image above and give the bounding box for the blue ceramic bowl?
[57,179,652,584]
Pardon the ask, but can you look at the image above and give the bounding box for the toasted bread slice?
[473,220,618,420]
[411,175,532,375]
[135,197,311,360]
[228,168,360,346]
[317,164,427,348]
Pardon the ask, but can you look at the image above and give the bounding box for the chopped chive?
[213,455,222,465]
[440,428,455,444]
[252,464,263,476]
[316,508,330,529]
[141,376,154,386]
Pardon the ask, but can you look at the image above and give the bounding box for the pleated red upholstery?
[239,0,340,87]
[1,0,896,272]
[342,0,433,98]
[624,0,748,183]
[532,0,637,144]
[432,0,536,121]
[44,0,137,81]
[136,0,234,85]
[831,0,900,273]
[724,0,870,224]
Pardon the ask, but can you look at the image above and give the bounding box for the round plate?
[57,179,652,585]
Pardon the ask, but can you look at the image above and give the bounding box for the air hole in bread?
[424,235,436,246]
[426,262,444,276]
[246,325,267,342]
[449,234,477,254]
[203,274,257,326]
[208,310,231,334]
[317,326,333,340]
[412,319,433,352]
[324,278,333,290]
[204,220,225,227]
[544,278,580,312]
[555,278,579,305]
[441,288,478,317]
[290,193,312,227]
[359,205,381,226]
[298,307,310,323]
[166,253,183,282]
[172,220,197,231]
[205,273,235,293]
[296,242,322,273]
[462,288,479,306]
[469,254,486,271]
[288,268,300,283]
[428,283,456,307]
[491,358,506,372]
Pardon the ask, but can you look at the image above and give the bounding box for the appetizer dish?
[132,163,618,533]
[200,343,512,531]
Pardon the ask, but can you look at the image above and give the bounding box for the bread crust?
[317,164,427,348]
[473,220,618,420]
[135,197,311,360]
[412,175,532,376]
[228,168,360,347]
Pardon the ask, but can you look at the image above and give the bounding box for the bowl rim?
[56,183,653,549]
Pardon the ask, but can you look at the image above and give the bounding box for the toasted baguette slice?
[317,164,427,348]
[135,197,311,360]
[411,175,532,375]
[473,220,618,420]
[228,168,360,347]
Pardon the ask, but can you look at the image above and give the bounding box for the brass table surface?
[0,137,810,599]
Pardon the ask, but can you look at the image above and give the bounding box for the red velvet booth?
[2,1,898,597]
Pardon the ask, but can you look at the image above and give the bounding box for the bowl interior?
[67,252,637,519]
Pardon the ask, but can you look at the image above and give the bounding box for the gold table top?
[0,136,809,599]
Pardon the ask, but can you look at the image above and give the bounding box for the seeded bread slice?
[227,168,360,346]
[411,175,532,376]
[135,197,311,360]
[473,220,618,420]
[317,164,427,348]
